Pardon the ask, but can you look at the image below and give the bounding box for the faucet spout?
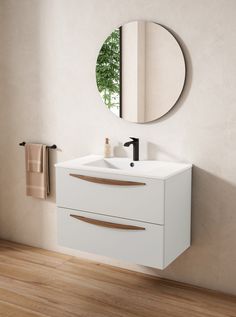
[124,140,133,147]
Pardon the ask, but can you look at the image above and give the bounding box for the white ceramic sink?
[84,157,161,171]
[55,155,192,180]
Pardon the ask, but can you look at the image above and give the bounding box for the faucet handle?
[130,137,139,142]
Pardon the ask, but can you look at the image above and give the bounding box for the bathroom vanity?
[56,155,192,269]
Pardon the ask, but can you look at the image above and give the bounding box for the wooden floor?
[0,240,235,317]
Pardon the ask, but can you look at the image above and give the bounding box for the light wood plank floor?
[0,240,235,317]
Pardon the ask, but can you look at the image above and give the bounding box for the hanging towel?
[26,143,43,172]
[25,144,49,199]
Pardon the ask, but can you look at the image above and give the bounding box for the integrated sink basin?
[55,155,192,179]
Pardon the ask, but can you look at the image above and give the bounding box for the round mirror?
[96,21,186,123]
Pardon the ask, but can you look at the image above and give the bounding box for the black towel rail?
[19,142,57,149]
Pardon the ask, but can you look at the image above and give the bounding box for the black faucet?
[124,137,139,161]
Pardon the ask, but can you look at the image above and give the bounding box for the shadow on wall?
[113,142,128,157]
[144,166,236,292]
[114,142,190,162]
[47,148,59,203]
[146,142,186,162]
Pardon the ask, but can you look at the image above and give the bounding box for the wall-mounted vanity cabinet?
[55,155,192,269]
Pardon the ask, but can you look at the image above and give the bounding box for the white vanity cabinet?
[56,155,192,269]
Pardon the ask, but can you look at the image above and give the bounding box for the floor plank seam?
[0,240,235,317]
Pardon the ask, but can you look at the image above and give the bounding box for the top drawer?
[56,168,164,224]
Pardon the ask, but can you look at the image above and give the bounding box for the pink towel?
[25,144,49,199]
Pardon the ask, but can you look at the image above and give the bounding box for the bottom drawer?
[58,208,165,269]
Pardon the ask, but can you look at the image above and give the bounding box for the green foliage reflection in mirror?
[96,28,120,116]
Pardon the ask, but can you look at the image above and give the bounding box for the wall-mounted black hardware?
[130,162,135,167]
[124,137,139,161]
[19,142,57,149]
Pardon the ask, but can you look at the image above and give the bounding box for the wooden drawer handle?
[70,214,146,230]
[69,174,146,186]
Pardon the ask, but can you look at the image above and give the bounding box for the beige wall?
[0,0,236,295]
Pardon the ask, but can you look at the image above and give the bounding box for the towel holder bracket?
[19,142,57,149]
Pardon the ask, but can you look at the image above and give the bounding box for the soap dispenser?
[104,138,112,158]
